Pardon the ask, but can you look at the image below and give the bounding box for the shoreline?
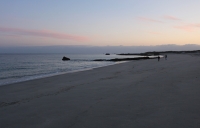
[1,54,200,128]
[0,53,142,87]
[0,60,127,87]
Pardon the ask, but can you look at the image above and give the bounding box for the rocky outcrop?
[62,56,70,61]
[94,57,154,62]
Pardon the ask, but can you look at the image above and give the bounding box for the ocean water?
[0,54,140,86]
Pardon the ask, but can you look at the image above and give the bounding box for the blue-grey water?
[0,54,142,86]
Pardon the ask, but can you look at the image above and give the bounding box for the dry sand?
[0,54,200,128]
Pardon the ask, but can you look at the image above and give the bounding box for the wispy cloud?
[137,17,163,23]
[164,15,181,21]
[174,23,200,32]
[0,27,89,41]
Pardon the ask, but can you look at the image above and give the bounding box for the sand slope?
[0,54,200,128]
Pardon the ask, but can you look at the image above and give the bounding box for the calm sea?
[0,53,141,86]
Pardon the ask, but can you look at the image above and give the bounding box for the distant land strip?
[117,50,200,56]
[94,50,200,62]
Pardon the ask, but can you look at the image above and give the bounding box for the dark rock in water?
[62,56,70,61]
[109,57,151,61]
[93,59,107,61]
[105,53,110,55]
[93,57,154,62]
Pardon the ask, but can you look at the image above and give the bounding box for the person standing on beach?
[165,55,167,60]
[158,56,160,61]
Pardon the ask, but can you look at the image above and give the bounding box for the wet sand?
[0,54,200,128]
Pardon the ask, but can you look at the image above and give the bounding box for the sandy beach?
[0,54,200,128]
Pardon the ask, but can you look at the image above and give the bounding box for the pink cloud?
[137,17,163,23]
[164,15,181,21]
[174,23,200,32]
[0,27,89,42]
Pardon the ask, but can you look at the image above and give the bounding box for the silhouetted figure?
[158,56,160,61]
[165,55,167,60]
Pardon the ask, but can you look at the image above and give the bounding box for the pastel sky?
[1,0,200,46]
